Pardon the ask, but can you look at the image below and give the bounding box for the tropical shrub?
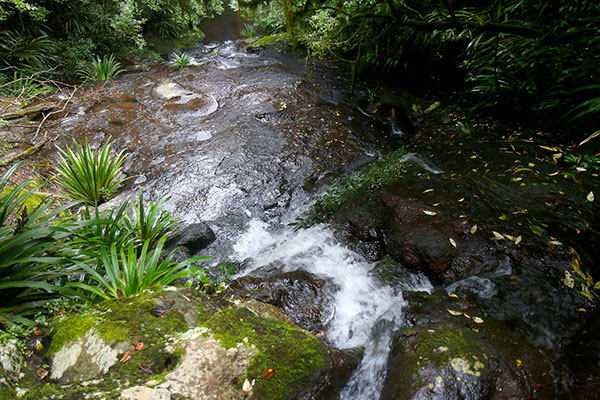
[54,138,128,204]
[125,191,179,250]
[0,163,75,327]
[67,237,207,300]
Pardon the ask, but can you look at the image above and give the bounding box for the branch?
[402,18,543,38]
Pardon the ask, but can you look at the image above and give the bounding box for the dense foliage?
[0,143,209,328]
[0,0,224,85]
[242,0,600,139]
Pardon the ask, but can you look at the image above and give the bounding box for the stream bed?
[33,38,600,399]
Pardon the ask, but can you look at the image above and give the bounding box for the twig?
[33,85,79,141]
[0,134,57,166]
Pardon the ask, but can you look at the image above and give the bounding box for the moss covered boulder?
[14,287,349,400]
[381,290,556,400]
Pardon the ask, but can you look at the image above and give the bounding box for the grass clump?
[170,51,192,68]
[67,237,207,300]
[302,147,407,224]
[77,54,125,82]
[54,137,128,204]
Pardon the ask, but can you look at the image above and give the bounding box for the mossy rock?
[381,290,557,400]
[16,287,345,400]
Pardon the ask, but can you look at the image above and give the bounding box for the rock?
[17,287,347,399]
[153,83,189,101]
[50,328,128,383]
[165,222,216,255]
[0,339,24,386]
[229,270,337,334]
[381,290,557,400]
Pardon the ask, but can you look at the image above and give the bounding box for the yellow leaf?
[470,225,478,234]
[423,189,434,193]
[516,359,522,367]
[449,238,457,247]
[472,317,484,324]
[423,210,437,216]
[447,309,463,316]
[578,308,587,312]
[528,163,535,167]
[515,236,522,245]
[458,197,465,202]
[448,293,459,298]
[564,271,574,289]
[492,231,504,240]
[594,282,600,290]
[587,191,595,202]
[499,215,507,220]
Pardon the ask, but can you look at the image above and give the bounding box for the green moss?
[246,34,285,49]
[202,307,329,400]
[47,314,97,355]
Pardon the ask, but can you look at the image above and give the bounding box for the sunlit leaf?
[263,368,275,379]
[587,191,594,202]
[499,215,507,220]
[515,236,522,245]
[448,293,459,298]
[447,309,462,316]
[492,231,504,240]
[578,308,586,312]
[470,225,477,234]
[564,271,575,289]
[423,210,437,216]
[449,238,457,247]
[516,359,522,367]
[423,189,434,193]
[472,316,484,324]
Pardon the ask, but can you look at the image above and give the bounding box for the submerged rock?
[12,287,348,400]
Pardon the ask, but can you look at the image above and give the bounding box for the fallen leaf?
[492,231,504,240]
[138,364,153,374]
[449,238,457,247]
[447,309,463,316]
[263,368,275,379]
[528,162,535,167]
[564,271,575,289]
[549,240,562,246]
[423,189,434,193]
[516,359,522,367]
[505,234,516,241]
[135,342,145,351]
[472,317,484,324]
[534,383,544,392]
[32,339,43,352]
[242,378,254,397]
[529,225,543,236]
[315,332,325,338]
[499,215,507,220]
[515,236,522,245]
[423,210,437,216]
[587,191,595,202]
[119,350,133,364]
[448,293,459,298]
[470,225,477,234]
[578,308,587,312]
[33,330,44,336]
[458,197,465,202]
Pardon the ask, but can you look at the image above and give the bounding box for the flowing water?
[43,39,427,398]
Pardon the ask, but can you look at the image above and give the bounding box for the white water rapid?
[233,218,432,399]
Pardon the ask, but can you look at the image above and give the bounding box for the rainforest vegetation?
[2,0,599,140]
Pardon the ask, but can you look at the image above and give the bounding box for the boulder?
[16,287,349,400]
[165,222,216,255]
[381,290,556,400]
[229,270,337,334]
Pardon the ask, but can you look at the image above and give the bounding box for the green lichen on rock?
[202,307,331,400]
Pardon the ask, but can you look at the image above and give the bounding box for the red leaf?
[262,368,275,379]
[135,342,145,351]
[33,330,44,336]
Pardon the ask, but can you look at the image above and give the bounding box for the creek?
[40,35,600,399]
